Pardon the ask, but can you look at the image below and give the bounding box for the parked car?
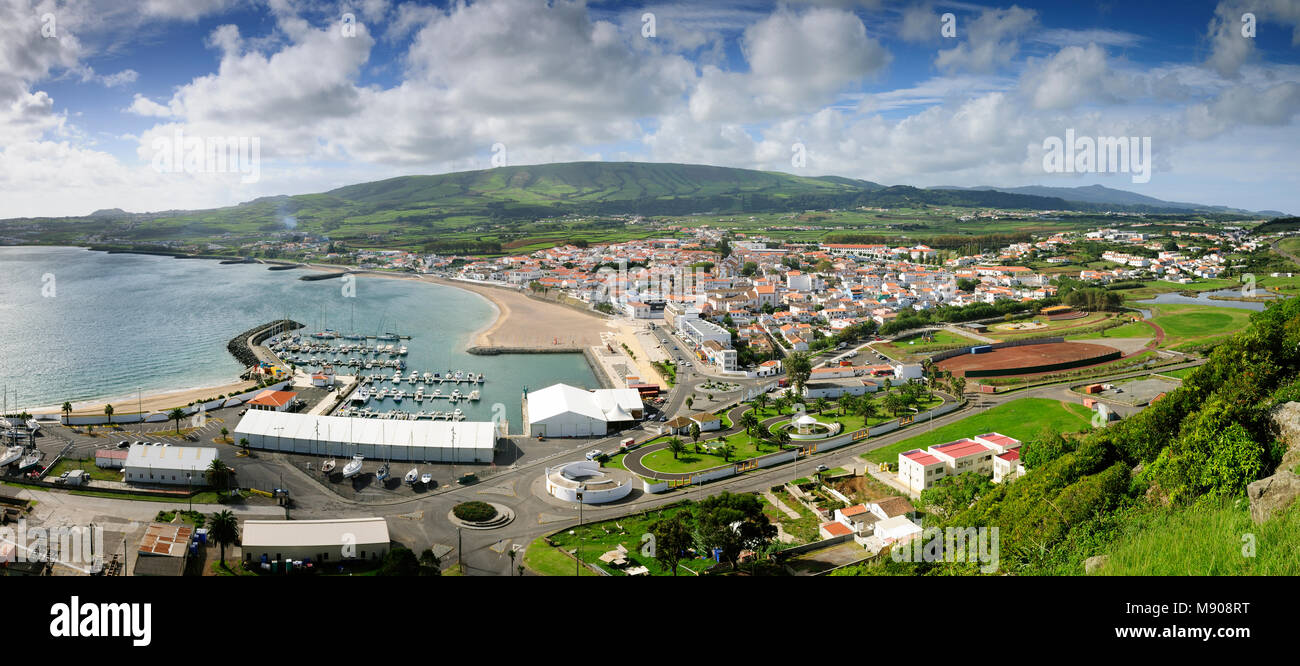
[117,441,131,449]
[585,449,603,461]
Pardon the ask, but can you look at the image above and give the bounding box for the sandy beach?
[422,276,608,349]
[32,379,259,418]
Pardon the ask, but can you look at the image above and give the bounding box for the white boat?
[399,346,408,355]
[17,451,41,471]
[342,455,364,478]
[468,390,481,401]
[0,446,23,467]
[375,463,391,482]
[393,390,404,403]
[415,388,425,402]
[453,408,463,419]
[321,459,336,474]
[404,468,419,485]
[420,472,433,485]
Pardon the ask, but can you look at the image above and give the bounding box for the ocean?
[0,246,597,426]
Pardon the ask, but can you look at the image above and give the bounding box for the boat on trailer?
[342,455,364,478]
[321,458,336,474]
[404,468,419,485]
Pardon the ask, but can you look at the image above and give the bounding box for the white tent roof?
[233,410,496,452]
[527,384,643,423]
[795,414,818,425]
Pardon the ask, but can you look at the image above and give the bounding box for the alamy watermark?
[891,526,1000,573]
[1,518,105,573]
[151,129,261,183]
[1042,129,1151,184]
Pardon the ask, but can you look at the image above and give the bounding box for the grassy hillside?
[837,295,1300,576]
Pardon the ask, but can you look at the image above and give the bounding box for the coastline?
[18,247,620,414]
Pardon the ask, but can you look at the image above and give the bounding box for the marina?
[3,246,599,428]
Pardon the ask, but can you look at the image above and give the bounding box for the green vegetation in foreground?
[523,537,599,577]
[861,398,1094,464]
[1092,501,1300,575]
[836,296,1300,576]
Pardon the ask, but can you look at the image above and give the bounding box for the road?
[11,334,1205,576]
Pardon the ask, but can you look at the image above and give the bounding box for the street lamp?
[186,472,192,512]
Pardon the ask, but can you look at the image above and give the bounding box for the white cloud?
[125,94,173,117]
[934,5,1037,74]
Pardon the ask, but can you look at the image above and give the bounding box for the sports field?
[935,341,1121,377]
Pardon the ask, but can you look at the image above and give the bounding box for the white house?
[899,449,946,493]
[993,449,1025,483]
[873,515,922,545]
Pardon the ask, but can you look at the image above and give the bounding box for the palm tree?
[239,437,250,456]
[839,393,856,418]
[168,408,185,435]
[685,396,694,411]
[775,428,791,450]
[753,392,768,415]
[813,397,829,415]
[219,426,229,443]
[205,458,233,491]
[667,437,686,460]
[773,394,788,416]
[857,393,878,424]
[103,404,114,425]
[207,510,239,568]
[952,376,967,396]
[740,411,759,438]
[721,443,735,462]
[61,402,72,425]
[689,422,701,451]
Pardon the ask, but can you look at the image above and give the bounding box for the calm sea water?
[0,246,596,425]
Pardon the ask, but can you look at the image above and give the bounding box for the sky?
[1,0,1299,219]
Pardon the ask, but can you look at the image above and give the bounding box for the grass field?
[861,398,1094,464]
[882,329,983,354]
[544,503,717,576]
[1145,303,1253,347]
[1155,366,1198,379]
[523,537,600,577]
[1093,502,1300,575]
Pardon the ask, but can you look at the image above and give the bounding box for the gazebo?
[795,413,819,435]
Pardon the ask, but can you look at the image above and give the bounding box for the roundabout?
[447,501,516,530]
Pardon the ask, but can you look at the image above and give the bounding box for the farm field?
[860,398,1094,464]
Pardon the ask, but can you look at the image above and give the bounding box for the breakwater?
[227,319,303,367]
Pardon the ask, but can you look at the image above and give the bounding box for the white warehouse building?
[233,411,497,463]
[522,383,645,438]
[124,443,220,486]
[242,517,391,565]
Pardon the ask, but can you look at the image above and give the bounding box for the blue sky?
[2,0,1299,217]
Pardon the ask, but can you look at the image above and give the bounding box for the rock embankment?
[1247,401,1300,524]
[227,320,303,368]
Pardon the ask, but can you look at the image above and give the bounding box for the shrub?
[453,501,498,522]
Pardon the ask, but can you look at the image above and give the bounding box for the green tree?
[205,458,233,490]
[721,442,735,462]
[104,403,114,425]
[689,422,701,450]
[1022,427,1073,470]
[378,547,420,576]
[919,472,994,518]
[168,408,185,434]
[753,392,768,415]
[785,352,813,397]
[649,514,693,576]
[813,397,829,415]
[685,396,694,411]
[61,401,72,425]
[740,411,760,439]
[667,437,687,460]
[691,492,776,571]
[207,510,239,567]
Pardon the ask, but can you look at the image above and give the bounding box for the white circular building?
[545,460,633,504]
